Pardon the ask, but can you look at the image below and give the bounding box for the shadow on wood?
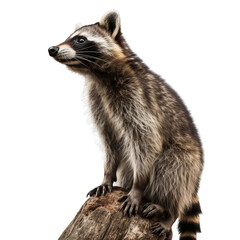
[58,187,166,240]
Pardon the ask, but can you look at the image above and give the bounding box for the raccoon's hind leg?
[150,214,176,239]
[142,203,177,239]
[142,203,166,218]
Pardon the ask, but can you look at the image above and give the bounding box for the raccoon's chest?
[89,86,130,135]
[89,82,162,150]
[88,79,161,137]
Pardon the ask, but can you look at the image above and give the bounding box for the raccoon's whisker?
[57,54,87,67]
[73,58,88,68]
[78,56,100,67]
[75,54,108,63]
[76,55,101,68]
[62,54,88,68]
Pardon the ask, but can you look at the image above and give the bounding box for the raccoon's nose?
[48,46,59,57]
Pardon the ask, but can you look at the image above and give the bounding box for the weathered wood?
[58,187,166,240]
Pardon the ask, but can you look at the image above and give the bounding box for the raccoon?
[49,11,203,240]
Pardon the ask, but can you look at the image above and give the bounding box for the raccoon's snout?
[48,46,59,57]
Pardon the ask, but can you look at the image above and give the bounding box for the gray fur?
[49,11,204,239]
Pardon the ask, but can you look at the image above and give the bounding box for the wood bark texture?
[58,187,166,240]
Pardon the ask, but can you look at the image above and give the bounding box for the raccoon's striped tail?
[178,195,202,240]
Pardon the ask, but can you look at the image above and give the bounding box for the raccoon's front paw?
[151,222,172,240]
[87,184,113,197]
[142,203,165,218]
[118,189,142,217]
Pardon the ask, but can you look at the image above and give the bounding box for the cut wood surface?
[58,187,166,240]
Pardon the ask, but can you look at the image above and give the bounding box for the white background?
[0,1,240,240]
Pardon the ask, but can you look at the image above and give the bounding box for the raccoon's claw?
[87,184,113,197]
[151,222,171,239]
[142,203,165,218]
[118,194,140,217]
[118,195,128,202]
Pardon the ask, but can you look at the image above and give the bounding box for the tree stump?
[58,187,167,240]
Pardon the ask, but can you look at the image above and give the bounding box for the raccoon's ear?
[75,22,83,30]
[99,11,121,39]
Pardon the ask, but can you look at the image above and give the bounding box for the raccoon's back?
[128,66,202,150]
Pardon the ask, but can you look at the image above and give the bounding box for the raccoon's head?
[48,11,126,74]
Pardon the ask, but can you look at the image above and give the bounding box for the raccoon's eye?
[76,37,85,44]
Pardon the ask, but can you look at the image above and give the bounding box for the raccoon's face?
[48,11,125,73]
